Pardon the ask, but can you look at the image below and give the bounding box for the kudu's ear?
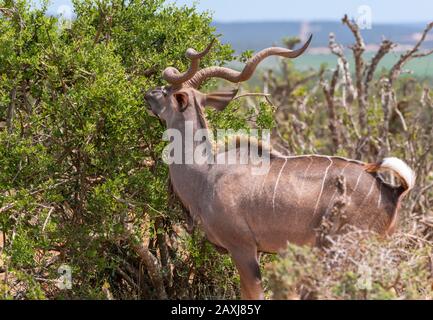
[173,91,190,112]
[205,89,238,111]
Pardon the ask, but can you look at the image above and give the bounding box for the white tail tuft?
[380,157,415,190]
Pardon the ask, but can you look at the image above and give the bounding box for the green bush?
[0,0,238,299]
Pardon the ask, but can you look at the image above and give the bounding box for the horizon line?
[212,19,430,25]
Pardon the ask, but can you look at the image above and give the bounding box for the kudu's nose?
[144,89,157,109]
[144,89,153,100]
[143,88,162,119]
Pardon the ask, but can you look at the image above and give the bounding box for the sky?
[48,0,433,24]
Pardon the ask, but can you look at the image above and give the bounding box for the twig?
[116,267,140,291]
[93,5,106,45]
[389,22,433,84]
[233,92,271,100]
[342,15,367,130]
[6,87,17,134]
[42,207,55,233]
[394,107,408,132]
[413,48,433,58]
[322,66,341,152]
[0,181,67,214]
[328,32,356,101]
[364,39,395,95]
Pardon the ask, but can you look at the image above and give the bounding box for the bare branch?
[342,15,367,130]
[116,267,140,292]
[123,224,168,299]
[0,202,16,214]
[421,88,432,109]
[342,15,365,51]
[413,48,433,58]
[389,22,433,83]
[6,87,17,133]
[322,66,341,152]
[394,107,408,132]
[328,32,356,101]
[364,39,396,95]
[378,78,394,157]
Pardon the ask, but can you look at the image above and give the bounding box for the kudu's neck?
[168,103,211,162]
[166,107,212,207]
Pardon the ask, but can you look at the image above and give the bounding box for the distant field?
[293,52,433,77]
[227,52,433,84]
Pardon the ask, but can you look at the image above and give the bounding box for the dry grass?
[266,214,433,300]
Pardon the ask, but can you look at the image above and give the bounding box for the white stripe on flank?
[359,179,376,208]
[377,183,382,208]
[298,157,314,204]
[352,179,377,221]
[348,171,364,205]
[260,161,272,193]
[366,180,376,198]
[353,171,364,192]
[313,157,333,216]
[272,158,288,213]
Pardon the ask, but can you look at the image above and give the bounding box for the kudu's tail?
[365,157,416,190]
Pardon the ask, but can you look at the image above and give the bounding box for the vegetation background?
[0,0,432,299]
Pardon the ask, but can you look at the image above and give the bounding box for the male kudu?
[144,35,415,299]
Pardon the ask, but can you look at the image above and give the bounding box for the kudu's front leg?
[230,247,264,300]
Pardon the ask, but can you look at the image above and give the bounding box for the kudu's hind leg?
[230,247,264,300]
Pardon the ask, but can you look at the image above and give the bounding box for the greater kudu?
[144,36,415,300]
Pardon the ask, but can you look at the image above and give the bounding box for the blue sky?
[47,0,432,24]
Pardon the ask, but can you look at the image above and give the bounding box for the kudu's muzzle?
[144,87,170,122]
[144,87,161,116]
